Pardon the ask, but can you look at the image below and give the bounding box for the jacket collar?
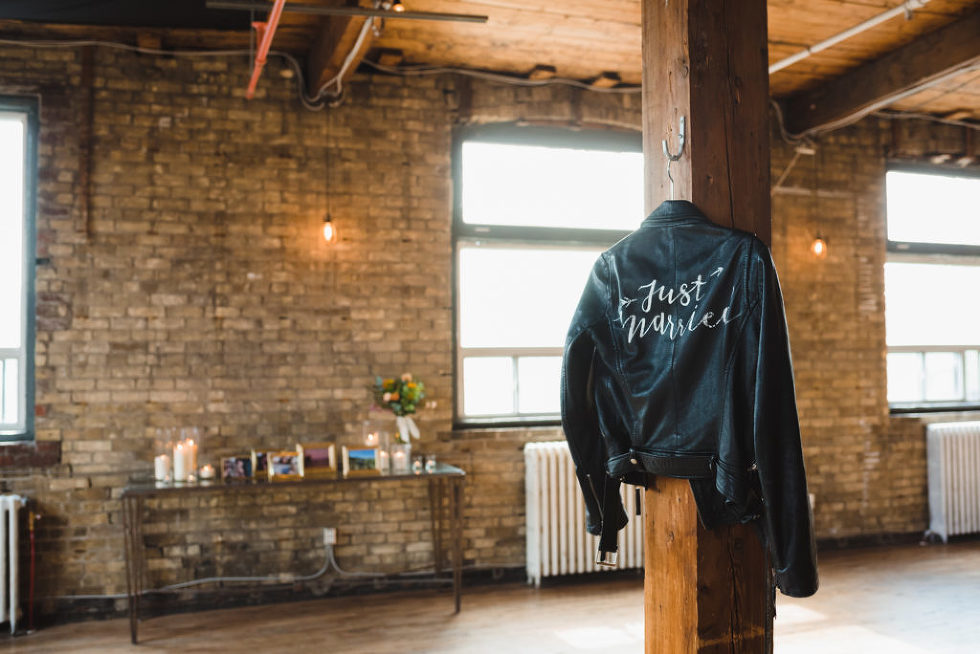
[642,200,708,225]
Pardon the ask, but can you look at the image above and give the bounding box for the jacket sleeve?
[749,241,819,598]
[561,256,628,538]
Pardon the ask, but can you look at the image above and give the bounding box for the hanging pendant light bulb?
[392,0,406,11]
[323,214,337,244]
[811,233,827,259]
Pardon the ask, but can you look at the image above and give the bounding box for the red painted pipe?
[245,0,287,99]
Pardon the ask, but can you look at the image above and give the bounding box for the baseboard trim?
[816,530,929,551]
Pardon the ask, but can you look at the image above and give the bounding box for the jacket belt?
[596,453,715,566]
[597,475,620,567]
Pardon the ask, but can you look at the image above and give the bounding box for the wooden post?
[641,1,773,653]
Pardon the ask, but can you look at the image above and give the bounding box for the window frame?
[0,97,38,442]
[885,162,980,414]
[451,123,641,427]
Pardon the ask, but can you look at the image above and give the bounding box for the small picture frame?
[268,450,302,481]
[251,450,268,480]
[298,442,337,479]
[342,446,382,478]
[221,456,253,480]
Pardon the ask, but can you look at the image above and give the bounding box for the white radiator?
[927,422,980,543]
[0,494,25,634]
[525,442,643,586]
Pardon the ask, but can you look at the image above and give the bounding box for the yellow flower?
[383,378,395,387]
[407,382,417,389]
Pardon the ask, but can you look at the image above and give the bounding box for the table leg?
[135,498,146,635]
[428,478,443,577]
[122,495,139,644]
[451,478,464,614]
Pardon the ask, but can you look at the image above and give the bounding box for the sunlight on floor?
[778,625,934,654]
[774,603,827,626]
[554,626,637,648]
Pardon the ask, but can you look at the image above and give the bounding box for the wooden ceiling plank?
[782,10,980,134]
[306,14,375,98]
[426,0,642,24]
[0,0,976,118]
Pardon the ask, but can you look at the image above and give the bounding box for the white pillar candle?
[154,454,171,481]
[173,442,187,481]
[186,439,198,475]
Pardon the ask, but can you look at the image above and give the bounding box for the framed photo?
[221,456,253,480]
[251,450,268,480]
[342,446,382,478]
[298,442,336,479]
[268,450,302,481]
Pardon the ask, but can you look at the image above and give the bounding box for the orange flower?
[390,393,400,401]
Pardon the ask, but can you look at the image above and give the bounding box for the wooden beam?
[641,1,773,652]
[645,478,770,654]
[135,33,162,51]
[376,48,404,67]
[590,72,621,89]
[527,64,556,81]
[306,13,375,98]
[783,10,980,135]
[643,0,773,241]
[943,109,975,122]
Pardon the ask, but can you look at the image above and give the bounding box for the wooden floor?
[4,540,979,653]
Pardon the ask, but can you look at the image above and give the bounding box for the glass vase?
[390,442,412,475]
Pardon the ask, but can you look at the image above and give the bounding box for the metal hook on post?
[662,115,686,200]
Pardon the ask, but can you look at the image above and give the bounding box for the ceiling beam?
[306,14,374,99]
[590,72,621,89]
[781,10,980,135]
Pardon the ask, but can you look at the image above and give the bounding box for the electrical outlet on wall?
[323,527,337,545]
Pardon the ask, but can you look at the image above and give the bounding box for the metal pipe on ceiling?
[245,0,287,98]
[769,0,933,74]
[207,1,488,24]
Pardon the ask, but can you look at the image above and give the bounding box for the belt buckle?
[595,548,618,567]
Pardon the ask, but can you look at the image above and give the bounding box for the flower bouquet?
[372,373,426,443]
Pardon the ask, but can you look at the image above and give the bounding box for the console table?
[121,463,465,644]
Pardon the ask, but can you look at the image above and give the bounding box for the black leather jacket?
[561,200,818,598]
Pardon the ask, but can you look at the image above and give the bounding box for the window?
[454,126,643,422]
[0,99,37,439]
[884,167,980,409]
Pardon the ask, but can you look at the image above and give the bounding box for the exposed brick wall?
[770,119,976,539]
[0,42,974,621]
[0,46,465,609]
